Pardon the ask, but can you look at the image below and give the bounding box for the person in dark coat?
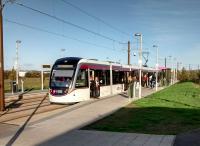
[94,76,100,98]
[90,75,95,97]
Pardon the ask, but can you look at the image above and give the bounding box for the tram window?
[75,69,88,88]
[98,70,105,86]
[99,70,110,86]
[93,70,110,86]
[119,71,124,83]
[113,71,124,84]
[113,70,120,84]
[105,70,110,85]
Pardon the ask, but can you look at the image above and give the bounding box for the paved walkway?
[173,129,200,146]
[0,87,175,146]
[37,130,175,146]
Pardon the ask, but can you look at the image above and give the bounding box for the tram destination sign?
[57,65,73,68]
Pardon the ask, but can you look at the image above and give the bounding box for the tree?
[197,71,200,84]
[8,68,16,81]
[179,67,189,82]
[189,70,198,82]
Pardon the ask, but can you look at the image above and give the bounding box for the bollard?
[12,81,17,93]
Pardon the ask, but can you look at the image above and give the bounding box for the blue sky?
[3,0,200,70]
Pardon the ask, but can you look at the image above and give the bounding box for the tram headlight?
[50,89,56,95]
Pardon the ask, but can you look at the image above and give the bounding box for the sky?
[2,0,200,70]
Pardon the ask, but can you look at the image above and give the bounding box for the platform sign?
[42,65,51,68]
[19,71,26,93]
[41,64,51,91]
[19,71,26,77]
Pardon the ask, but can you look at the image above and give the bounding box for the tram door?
[89,70,100,98]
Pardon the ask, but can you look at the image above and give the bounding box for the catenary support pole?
[0,0,5,111]
[135,33,142,98]
[41,69,43,90]
[128,41,130,65]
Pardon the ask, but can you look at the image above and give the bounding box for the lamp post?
[168,56,172,85]
[153,45,159,91]
[173,58,176,83]
[16,40,21,91]
[135,33,142,98]
[177,62,181,81]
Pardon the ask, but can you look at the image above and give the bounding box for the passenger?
[128,75,132,83]
[90,75,95,97]
[142,74,146,87]
[143,73,148,87]
[132,75,137,83]
[94,76,100,98]
[149,74,153,88]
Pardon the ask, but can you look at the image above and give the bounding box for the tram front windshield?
[50,67,74,88]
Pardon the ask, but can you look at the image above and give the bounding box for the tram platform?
[0,87,175,146]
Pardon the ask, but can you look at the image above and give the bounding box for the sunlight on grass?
[134,82,200,109]
[84,82,200,134]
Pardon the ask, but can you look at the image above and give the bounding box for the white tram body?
[49,57,157,104]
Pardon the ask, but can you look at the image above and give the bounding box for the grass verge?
[4,78,49,93]
[83,82,200,135]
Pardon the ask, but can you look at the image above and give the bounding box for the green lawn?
[4,78,49,93]
[84,82,200,134]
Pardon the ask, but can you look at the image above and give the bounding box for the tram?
[49,57,157,104]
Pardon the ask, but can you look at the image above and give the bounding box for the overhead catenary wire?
[13,2,125,44]
[60,0,130,36]
[5,18,122,52]
[8,1,169,66]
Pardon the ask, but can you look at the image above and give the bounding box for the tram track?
[0,91,127,126]
[27,93,123,126]
[0,93,67,123]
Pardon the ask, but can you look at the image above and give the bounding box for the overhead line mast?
[0,0,5,111]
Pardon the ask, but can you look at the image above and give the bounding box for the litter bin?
[11,81,17,93]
